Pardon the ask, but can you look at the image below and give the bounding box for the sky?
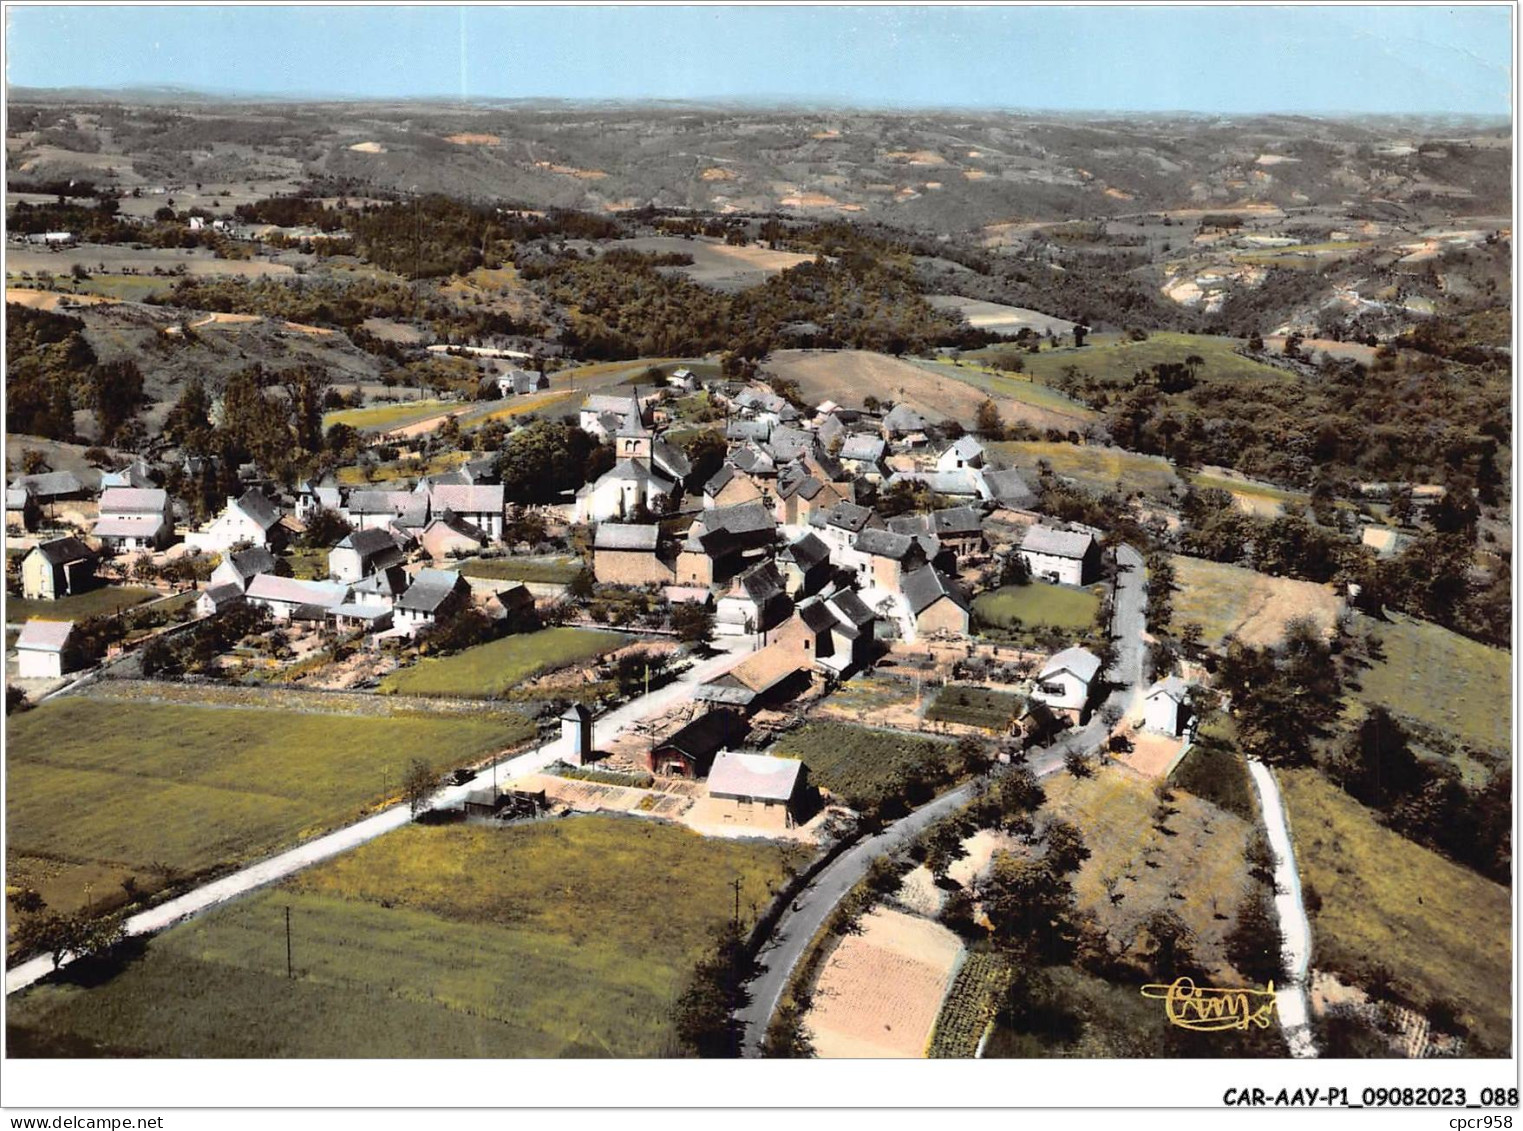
[4,4,1514,116]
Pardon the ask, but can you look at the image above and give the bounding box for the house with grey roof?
[345,489,430,533]
[21,537,96,600]
[427,483,505,542]
[394,568,472,634]
[1019,524,1100,585]
[1143,676,1192,737]
[984,468,1038,511]
[716,561,791,636]
[1034,646,1104,716]
[329,528,408,583]
[777,531,833,598]
[244,575,351,622]
[593,522,674,586]
[185,489,284,555]
[210,546,282,593]
[936,436,986,472]
[6,484,40,532]
[901,565,972,638]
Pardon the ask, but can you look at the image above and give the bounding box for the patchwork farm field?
[972,580,1102,632]
[771,722,957,811]
[7,585,159,623]
[5,698,533,924]
[991,441,1181,498]
[1279,768,1512,1054]
[378,628,628,698]
[1170,555,1343,648]
[7,819,804,1058]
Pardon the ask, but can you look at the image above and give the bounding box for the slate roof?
[901,565,971,615]
[734,562,786,603]
[100,460,155,489]
[16,471,84,498]
[224,546,279,581]
[16,618,74,652]
[30,536,95,566]
[1021,525,1095,560]
[815,501,877,534]
[1040,646,1103,684]
[883,403,931,433]
[703,466,738,496]
[337,528,407,562]
[779,531,831,573]
[656,709,744,762]
[200,582,245,610]
[766,425,813,462]
[839,434,887,463]
[429,484,504,515]
[729,445,777,476]
[798,599,839,634]
[886,470,986,497]
[6,486,34,509]
[984,469,1038,508]
[246,575,350,608]
[99,487,169,515]
[854,528,918,561]
[231,489,282,530]
[1146,675,1190,704]
[594,523,662,551]
[726,419,773,443]
[707,751,803,802]
[397,568,469,614]
[776,469,825,501]
[828,590,875,633]
[651,439,692,482]
[348,490,429,527]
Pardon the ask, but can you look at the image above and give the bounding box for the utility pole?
[730,876,743,928]
[285,905,293,979]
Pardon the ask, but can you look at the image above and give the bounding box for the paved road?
[1247,759,1320,1058]
[738,544,1148,1054]
[4,640,752,996]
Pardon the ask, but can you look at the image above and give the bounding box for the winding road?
[4,639,754,997]
[737,543,1147,1054]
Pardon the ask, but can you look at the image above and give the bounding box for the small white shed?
[15,619,76,679]
[1143,676,1191,737]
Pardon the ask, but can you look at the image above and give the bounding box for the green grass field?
[379,628,628,698]
[6,819,804,1058]
[989,331,1292,388]
[6,698,534,919]
[322,399,454,433]
[457,557,583,584]
[1352,612,1511,758]
[991,441,1181,498]
[1280,767,1512,1053]
[1170,555,1342,649]
[8,586,158,624]
[972,581,1102,632]
[914,359,1099,422]
[925,685,1024,730]
[771,722,957,810]
[279,548,330,580]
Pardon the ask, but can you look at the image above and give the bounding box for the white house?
[186,489,285,554]
[196,582,246,617]
[578,393,643,442]
[936,436,986,472]
[393,568,472,634]
[15,619,76,679]
[328,528,408,583]
[1032,646,1103,715]
[209,546,280,592]
[94,487,174,553]
[1018,525,1100,586]
[426,484,505,542]
[1143,676,1191,737]
[344,489,429,533]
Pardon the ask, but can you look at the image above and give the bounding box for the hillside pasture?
[613,236,816,292]
[1280,768,1512,1054]
[6,818,804,1058]
[925,295,1076,336]
[992,441,1181,499]
[1170,555,1343,648]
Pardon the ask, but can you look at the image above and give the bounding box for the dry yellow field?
[804,906,965,1058]
[1171,555,1343,647]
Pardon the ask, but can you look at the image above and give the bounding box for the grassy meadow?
[6,819,805,1058]
[1279,767,1512,1053]
[8,585,158,624]
[1169,555,1342,648]
[982,331,1293,388]
[925,685,1023,731]
[379,627,628,698]
[457,557,584,584]
[5,697,533,923]
[991,441,1181,498]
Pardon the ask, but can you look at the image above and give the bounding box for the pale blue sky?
[5,5,1513,115]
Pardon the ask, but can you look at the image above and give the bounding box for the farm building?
[1033,646,1103,717]
[837,434,888,478]
[21,536,96,600]
[15,619,77,679]
[677,501,778,588]
[852,528,928,595]
[716,562,792,637]
[345,489,429,533]
[6,485,39,532]
[703,464,767,510]
[483,584,535,624]
[797,592,876,678]
[888,506,985,564]
[1143,676,1191,737]
[94,487,175,553]
[329,528,408,583]
[419,513,488,561]
[14,470,87,506]
[245,575,351,621]
[1018,525,1100,586]
[649,709,748,778]
[394,569,472,634]
[593,523,674,586]
[984,469,1038,511]
[776,531,832,598]
[936,436,986,471]
[705,751,808,827]
[695,626,814,710]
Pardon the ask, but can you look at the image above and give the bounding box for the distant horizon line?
[4,83,1513,124]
